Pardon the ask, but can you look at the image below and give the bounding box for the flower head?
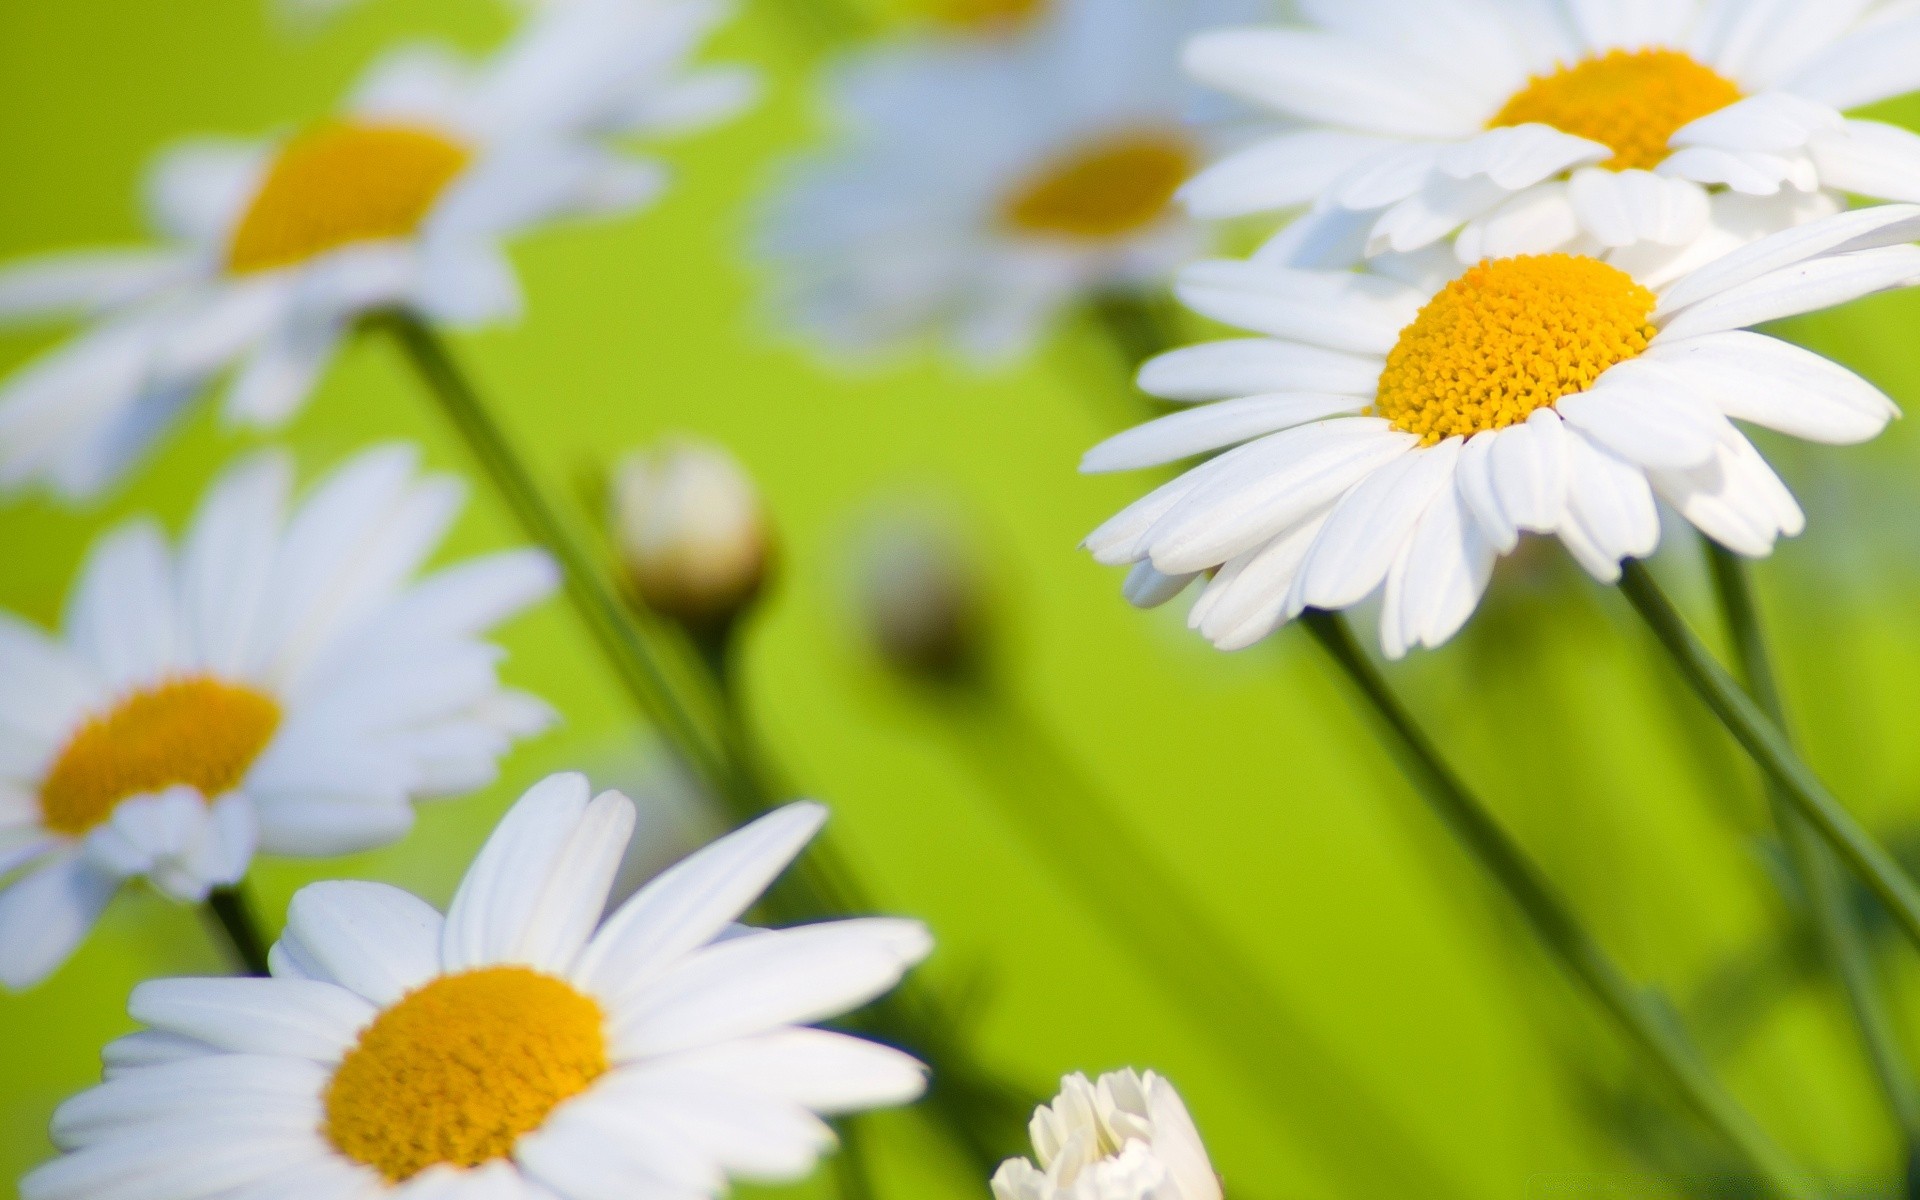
[0,4,753,499]
[756,0,1251,364]
[1182,1,1920,270]
[23,775,930,1199]
[612,437,772,633]
[0,444,556,988]
[1084,205,1920,657]
[993,1070,1219,1200]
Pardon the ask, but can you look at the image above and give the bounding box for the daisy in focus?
[1083,205,1920,657]
[1182,0,1920,273]
[22,775,931,1200]
[0,444,555,988]
[0,6,753,499]
[992,1069,1219,1200]
[756,0,1254,365]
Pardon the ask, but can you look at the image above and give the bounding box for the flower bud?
[853,513,994,686]
[611,437,772,634]
[992,1070,1220,1200]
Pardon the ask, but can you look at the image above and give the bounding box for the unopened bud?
[611,437,772,633]
[854,513,994,686]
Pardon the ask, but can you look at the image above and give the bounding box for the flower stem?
[1703,544,1920,1146]
[380,313,729,791]
[205,884,270,976]
[940,681,1467,1200]
[1618,559,1920,956]
[1300,610,1815,1199]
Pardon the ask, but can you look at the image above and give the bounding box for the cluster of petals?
[993,1070,1220,1200]
[22,775,931,1200]
[0,444,555,987]
[1183,0,1920,275]
[1086,206,1918,656]
[0,0,754,498]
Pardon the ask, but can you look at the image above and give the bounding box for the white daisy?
[991,1070,1219,1200]
[0,7,752,499]
[1082,204,1920,658]
[755,0,1256,365]
[0,444,556,988]
[21,775,931,1200]
[1181,0,1920,274]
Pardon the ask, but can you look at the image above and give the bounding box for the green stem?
[205,884,270,976]
[1301,610,1815,1199]
[946,683,1466,1200]
[1704,545,1920,1146]
[381,313,728,790]
[1618,560,1920,957]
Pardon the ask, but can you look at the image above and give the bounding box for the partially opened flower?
[1083,205,1920,657]
[1182,1,1920,272]
[992,1069,1219,1200]
[0,7,752,499]
[756,0,1249,364]
[22,776,930,1200]
[0,444,556,988]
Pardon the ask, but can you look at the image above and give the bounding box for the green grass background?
[8,1,1920,1196]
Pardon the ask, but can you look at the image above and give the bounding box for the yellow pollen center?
[1489,49,1742,172]
[324,966,610,1183]
[226,121,472,275]
[1374,254,1657,443]
[932,0,1044,30]
[1001,129,1196,241]
[39,677,281,836]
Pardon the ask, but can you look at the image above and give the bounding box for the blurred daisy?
[1083,205,1919,657]
[0,8,752,499]
[0,444,555,988]
[992,1069,1219,1200]
[1183,0,1920,271]
[756,0,1253,365]
[23,775,930,1200]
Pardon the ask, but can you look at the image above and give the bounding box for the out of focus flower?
[612,437,773,635]
[853,511,995,685]
[1183,1,1920,271]
[0,6,753,499]
[1085,206,1918,658]
[0,444,556,988]
[22,775,931,1199]
[756,0,1253,365]
[992,1069,1220,1200]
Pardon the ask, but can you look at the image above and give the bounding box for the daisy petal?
[280,879,445,1006]
[1081,394,1367,473]
[1646,330,1897,444]
[128,977,372,1063]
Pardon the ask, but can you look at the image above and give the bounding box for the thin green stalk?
[1705,545,1920,1147]
[381,313,728,791]
[1618,560,1920,957]
[944,683,1467,1200]
[1301,610,1816,1199]
[387,314,1029,1171]
[205,885,270,976]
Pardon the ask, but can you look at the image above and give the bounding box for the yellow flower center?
[1374,254,1657,443]
[324,966,610,1183]
[39,677,282,837]
[1489,49,1742,172]
[931,0,1043,30]
[226,121,472,275]
[1001,129,1196,241]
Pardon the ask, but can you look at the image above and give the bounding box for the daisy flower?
[0,6,752,499]
[1181,0,1920,273]
[755,0,1254,364]
[0,444,556,988]
[1082,205,1920,657]
[992,1069,1219,1200]
[22,775,931,1200]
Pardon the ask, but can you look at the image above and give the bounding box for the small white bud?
[611,437,772,632]
[992,1070,1221,1200]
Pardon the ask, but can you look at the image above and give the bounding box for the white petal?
[1294,438,1460,611]
[1556,361,1740,470]
[1121,562,1195,609]
[0,252,193,326]
[279,879,445,1006]
[1650,431,1804,556]
[1190,512,1330,651]
[128,976,372,1062]
[1489,408,1569,533]
[178,449,291,678]
[651,1026,927,1113]
[1379,487,1494,659]
[1178,132,1399,219]
[1137,340,1381,402]
[0,855,118,989]
[1657,244,1920,340]
[1670,92,1842,155]
[575,803,826,1005]
[1456,181,1582,262]
[1568,169,1710,248]
[1435,124,1609,190]
[1656,203,1920,316]
[1644,330,1896,444]
[1182,28,1483,138]
[66,520,180,691]
[51,1054,328,1149]
[1081,394,1368,473]
[1781,14,1920,110]
[1809,119,1920,204]
[1173,259,1424,355]
[1556,429,1660,582]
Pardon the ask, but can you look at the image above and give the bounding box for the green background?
[8,1,1920,1196]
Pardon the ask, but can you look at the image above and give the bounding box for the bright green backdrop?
[9,2,1920,1196]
